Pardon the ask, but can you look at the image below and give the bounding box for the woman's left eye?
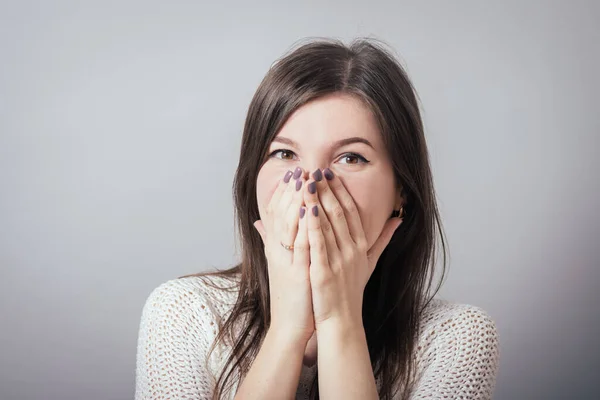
[337,152,370,165]
[269,149,297,160]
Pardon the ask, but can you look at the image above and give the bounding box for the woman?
[135,38,499,400]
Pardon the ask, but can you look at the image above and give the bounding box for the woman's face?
[256,93,402,250]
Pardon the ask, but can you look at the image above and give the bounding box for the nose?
[298,166,322,181]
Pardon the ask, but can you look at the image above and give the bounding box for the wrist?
[266,327,311,352]
[315,317,365,342]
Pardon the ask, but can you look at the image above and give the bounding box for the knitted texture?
[135,275,499,399]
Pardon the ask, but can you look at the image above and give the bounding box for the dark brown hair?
[189,37,447,400]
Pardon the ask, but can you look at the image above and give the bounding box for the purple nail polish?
[313,169,323,182]
[324,168,334,181]
[308,181,317,194]
[300,207,306,218]
[293,167,302,180]
[296,179,302,191]
[283,170,293,183]
[312,205,318,216]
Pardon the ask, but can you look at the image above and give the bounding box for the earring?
[391,206,405,219]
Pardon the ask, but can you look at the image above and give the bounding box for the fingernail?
[283,170,293,183]
[313,169,323,182]
[323,168,334,180]
[293,167,302,180]
[308,181,317,194]
[300,207,306,218]
[296,179,302,191]
[312,205,319,216]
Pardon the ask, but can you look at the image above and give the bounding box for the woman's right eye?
[269,149,297,160]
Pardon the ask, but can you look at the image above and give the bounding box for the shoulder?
[412,299,500,398]
[135,273,240,399]
[140,273,240,324]
[419,299,498,336]
[417,298,499,361]
[137,273,241,348]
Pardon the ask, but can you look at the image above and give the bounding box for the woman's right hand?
[253,167,314,345]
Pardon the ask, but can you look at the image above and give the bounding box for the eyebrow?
[271,136,374,150]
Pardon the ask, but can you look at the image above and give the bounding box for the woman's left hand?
[303,168,403,330]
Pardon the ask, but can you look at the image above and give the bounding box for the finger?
[253,220,269,258]
[305,170,339,256]
[312,168,353,247]
[265,169,297,262]
[253,220,266,243]
[284,168,307,245]
[266,169,295,232]
[271,169,296,240]
[307,203,330,271]
[323,169,367,248]
[293,206,309,268]
[367,217,403,272]
[276,167,303,244]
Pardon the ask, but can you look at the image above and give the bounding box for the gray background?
[1,1,598,399]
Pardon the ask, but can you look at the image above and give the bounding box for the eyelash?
[268,149,370,164]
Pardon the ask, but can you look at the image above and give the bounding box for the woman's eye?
[269,149,296,160]
[338,152,370,165]
[268,150,369,164]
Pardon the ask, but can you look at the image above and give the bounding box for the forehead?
[276,93,382,145]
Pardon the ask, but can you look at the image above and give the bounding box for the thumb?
[253,220,267,243]
[367,217,403,270]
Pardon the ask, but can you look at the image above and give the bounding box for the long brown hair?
[189,37,447,400]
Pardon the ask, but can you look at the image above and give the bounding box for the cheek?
[343,174,396,248]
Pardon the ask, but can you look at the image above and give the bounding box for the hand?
[303,168,403,329]
[254,167,315,344]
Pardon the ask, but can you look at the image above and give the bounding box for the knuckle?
[285,208,296,226]
[276,201,288,217]
[356,239,368,252]
[266,202,277,216]
[329,179,341,189]
[284,179,295,191]
[332,205,345,220]
[316,240,326,252]
[341,249,352,263]
[344,201,357,214]
[308,232,319,244]
[331,260,343,271]
[293,243,308,252]
[342,245,356,259]
[311,270,332,287]
[308,223,321,233]
[282,218,290,233]
[294,231,307,244]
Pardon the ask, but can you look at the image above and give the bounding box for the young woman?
[135,38,499,400]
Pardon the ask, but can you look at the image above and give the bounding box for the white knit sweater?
[135,274,499,399]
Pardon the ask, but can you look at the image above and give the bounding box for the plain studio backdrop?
[1,1,598,399]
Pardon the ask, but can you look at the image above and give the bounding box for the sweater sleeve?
[134,279,220,400]
[409,304,500,399]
